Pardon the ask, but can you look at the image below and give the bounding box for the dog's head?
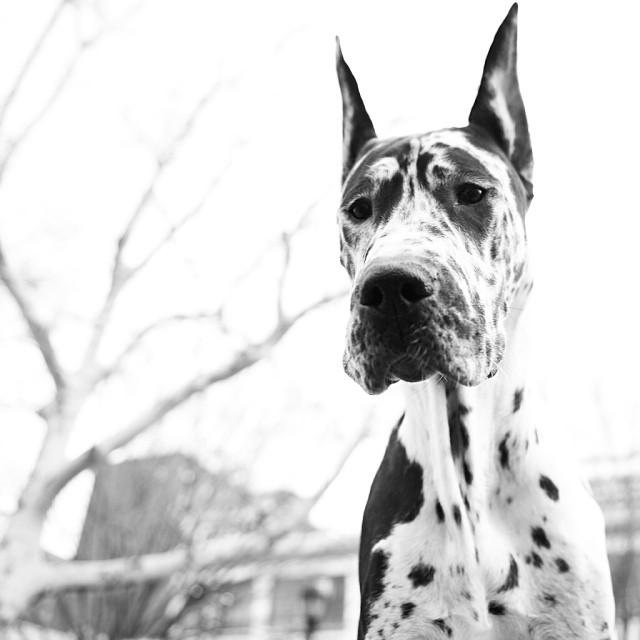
[336,4,533,395]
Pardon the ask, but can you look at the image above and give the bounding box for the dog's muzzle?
[344,261,440,394]
[343,257,498,394]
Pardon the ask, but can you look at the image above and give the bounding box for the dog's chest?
[359,413,615,640]
[363,507,611,640]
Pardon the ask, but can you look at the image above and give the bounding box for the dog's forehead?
[342,127,528,220]
[343,128,512,195]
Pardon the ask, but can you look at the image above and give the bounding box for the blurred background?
[0,0,639,638]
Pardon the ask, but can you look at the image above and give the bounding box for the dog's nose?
[359,269,431,313]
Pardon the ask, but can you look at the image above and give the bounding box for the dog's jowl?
[335,4,616,639]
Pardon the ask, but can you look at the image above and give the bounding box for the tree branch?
[0,242,66,393]
[42,290,346,504]
[0,0,69,131]
[81,79,236,374]
[96,312,228,383]
[44,534,267,591]
[0,41,85,183]
[276,232,292,323]
[127,150,242,279]
[271,409,373,532]
[40,406,364,592]
[0,4,139,184]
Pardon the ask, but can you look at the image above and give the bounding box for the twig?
[42,289,346,504]
[0,243,65,393]
[276,231,292,323]
[0,4,140,183]
[128,147,244,278]
[81,78,236,373]
[0,0,69,131]
[96,312,229,383]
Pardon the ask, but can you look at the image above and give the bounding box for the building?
[590,456,640,637]
[30,454,361,638]
[176,530,359,638]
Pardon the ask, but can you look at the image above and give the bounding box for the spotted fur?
[336,5,616,639]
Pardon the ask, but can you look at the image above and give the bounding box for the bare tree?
[0,2,351,623]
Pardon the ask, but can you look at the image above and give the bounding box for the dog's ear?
[469,4,533,197]
[336,38,377,184]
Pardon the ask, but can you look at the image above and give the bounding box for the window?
[270,576,345,631]
[216,580,253,633]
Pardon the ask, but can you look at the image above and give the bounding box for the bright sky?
[0,0,639,555]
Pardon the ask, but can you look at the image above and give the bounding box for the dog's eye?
[347,198,373,221]
[457,183,486,205]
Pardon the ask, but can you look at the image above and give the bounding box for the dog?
[335,4,616,638]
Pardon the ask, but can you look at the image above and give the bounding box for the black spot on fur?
[530,551,543,568]
[513,388,524,412]
[401,602,416,618]
[396,149,411,173]
[416,152,433,191]
[489,600,506,615]
[539,475,559,501]
[499,435,510,470]
[435,499,445,523]
[453,505,462,525]
[449,413,469,459]
[408,563,436,588]
[434,618,453,636]
[498,555,519,592]
[360,549,389,631]
[367,550,389,601]
[555,557,570,573]
[407,177,415,199]
[359,418,424,586]
[490,239,499,260]
[463,460,473,485]
[447,384,470,458]
[432,164,447,180]
[531,526,551,549]
[543,592,557,606]
[375,171,404,224]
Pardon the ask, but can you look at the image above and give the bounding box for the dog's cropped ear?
[336,38,377,184]
[469,4,533,198]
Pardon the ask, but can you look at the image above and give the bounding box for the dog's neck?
[396,271,538,620]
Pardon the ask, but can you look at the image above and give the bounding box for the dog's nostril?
[359,273,430,309]
[400,279,428,303]
[360,283,384,307]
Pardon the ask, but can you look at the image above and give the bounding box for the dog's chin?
[389,357,436,384]
[344,347,499,394]
[343,351,437,395]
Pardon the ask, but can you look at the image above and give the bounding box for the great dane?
[335,4,616,638]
